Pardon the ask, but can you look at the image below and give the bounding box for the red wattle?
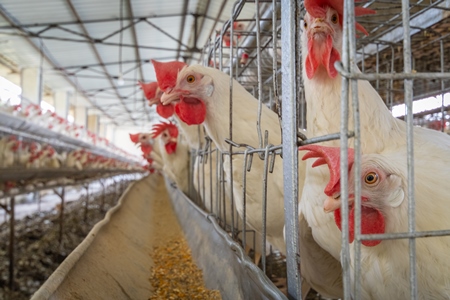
[324,35,341,78]
[305,39,318,79]
[174,98,206,125]
[165,142,177,154]
[334,205,385,247]
[141,144,152,155]
[156,103,174,118]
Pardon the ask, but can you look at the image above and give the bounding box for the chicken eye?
[365,172,379,185]
[186,75,196,83]
[331,14,338,24]
[304,20,308,29]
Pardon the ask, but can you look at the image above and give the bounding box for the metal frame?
[190,0,450,299]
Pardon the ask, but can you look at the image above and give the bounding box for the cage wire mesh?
[176,0,450,299]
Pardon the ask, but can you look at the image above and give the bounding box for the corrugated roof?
[0,0,257,127]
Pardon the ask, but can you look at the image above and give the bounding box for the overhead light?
[117,73,124,86]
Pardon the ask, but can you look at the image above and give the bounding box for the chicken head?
[152,121,179,154]
[302,0,375,79]
[300,145,404,247]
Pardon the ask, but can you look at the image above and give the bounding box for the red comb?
[152,60,187,91]
[151,121,179,139]
[304,0,376,36]
[139,81,159,100]
[299,145,355,196]
[129,133,140,143]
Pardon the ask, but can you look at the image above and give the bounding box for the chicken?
[0,136,20,168]
[38,145,62,169]
[139,81,174,118]
[301,0,450,297]
[221,21,244,47]
[129,132,163,169]
[300,144,450,299]
[152,121,190,194]
[153,60,270,265]
[155,61,298,254]
[65,149,84,170]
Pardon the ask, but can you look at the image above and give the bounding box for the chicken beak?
[323,195,341,213]
[310,18,332,35]
[160,90,180,105]
[147,97,160,106]
[323,194,356,213]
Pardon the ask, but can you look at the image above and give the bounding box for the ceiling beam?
[186,0,212,64]
[59,56,182,70]
[125,0,153,124]
[0,13,194,29]
[176,0,190,61]
[0,3,119,126]
[65,0,137,125]
[204,0,228,49]
[143,19,190,49]
[0,30,186,52]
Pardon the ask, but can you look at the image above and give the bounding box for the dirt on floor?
[0,182,127,300]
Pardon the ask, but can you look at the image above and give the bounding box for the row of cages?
[0,173,141,296]
[156,0,450,299]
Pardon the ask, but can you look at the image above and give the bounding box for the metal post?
[9,196,15,291]
[346,0,362,297]
[401,0,418,298]
[37,191,41,214]
[113,179,118,202]
[281,0,301,299]
[340,0,352,298]
[84,184,89,222]
[100,180,106,212]
[58,187,65,245]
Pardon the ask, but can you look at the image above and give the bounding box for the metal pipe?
[401,0,418,298]
[347,0,362,296]
[84,184,89,222]
[261,144,270,274]
[335,63,450,80]
[9,196,15,291]
[340,0,352,298]
[100,180,106,212]
[281,0,301,298]
[255,0,264,150]
[58,187,65,245]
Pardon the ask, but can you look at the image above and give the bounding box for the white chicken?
[301,144,450,299]
[156,61,300,255]
[301,0,450,298]
[151,121,190,194]
[151,61,267,264]
[129,132,163,170]
[0,136,20,168]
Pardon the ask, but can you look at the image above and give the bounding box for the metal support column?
[56,187,65,245]
[84,184,89,222]
[9,196,15,291]
[281,0,301,299]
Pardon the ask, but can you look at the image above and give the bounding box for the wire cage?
[175,0,450,299]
